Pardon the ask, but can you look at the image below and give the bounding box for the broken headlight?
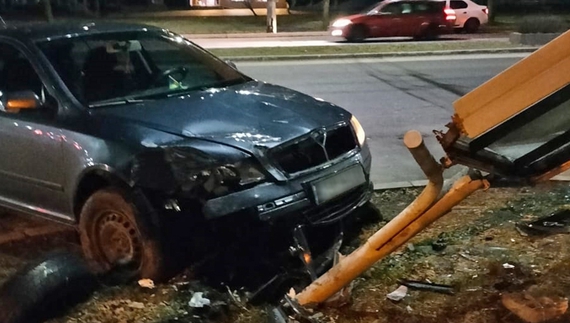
[165,147,266,193]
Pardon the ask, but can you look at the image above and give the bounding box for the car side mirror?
[225,60,238,70]
[0,90,41,113]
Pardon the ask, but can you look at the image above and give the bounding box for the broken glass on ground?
[516,209,570,235]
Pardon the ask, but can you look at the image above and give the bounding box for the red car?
[330,0,456,42]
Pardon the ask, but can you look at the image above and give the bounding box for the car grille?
[302,184,369,225]
[270,124,358,174]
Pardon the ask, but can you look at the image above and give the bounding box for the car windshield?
[362,1,384,14]
[37,30,250,107]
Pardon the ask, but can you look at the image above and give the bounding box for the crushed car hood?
[92,81,350,152]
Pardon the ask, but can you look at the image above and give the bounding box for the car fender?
[71,164,132,217]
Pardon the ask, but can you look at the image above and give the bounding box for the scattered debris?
[287,288,296,299]
[502,292,568,323]
[268,295,319,323]
[127,301,145,309]
[406,305,413,313]
[516,226,530,237]
[431,234,447,252]
[324,252,354,308]
[516,209,570,236]
[225,285,249,312]
[399,280,455,295]
[188,292,211,308]
[137,279,155,289]
[267,306,288,323]
[503,263,516,269]
[459,251,478,263]
[310,312,325,320]
[386,285,408,301]
[323,281,354,308]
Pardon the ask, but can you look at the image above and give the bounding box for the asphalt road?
[236,53,529,188]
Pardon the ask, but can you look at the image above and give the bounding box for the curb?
[218,47,538,61]
[373,180,429,191]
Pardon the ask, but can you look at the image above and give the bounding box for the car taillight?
[483,7,488,15]
[444,8,456,21]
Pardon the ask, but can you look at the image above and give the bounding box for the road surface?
[236,53,528,188]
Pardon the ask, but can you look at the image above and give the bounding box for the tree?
[43,0,54,22]
[266,0,276,32]
[322,0,330,29]
[488,0,496,23]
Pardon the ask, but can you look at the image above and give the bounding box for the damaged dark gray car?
[0,22,372,280]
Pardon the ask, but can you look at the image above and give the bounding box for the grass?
[112,14,328,34]
[208,40,520,58]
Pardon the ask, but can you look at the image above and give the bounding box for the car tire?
[78,188,166,282]
[346,24,367,42]
[415,24,439,41]
[0,252,99,323]
[463,18,480,33]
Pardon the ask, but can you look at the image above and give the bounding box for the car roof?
[383,0,446,3]
[0,21,164,42]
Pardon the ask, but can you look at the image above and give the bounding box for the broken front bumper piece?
[202,149,373,224]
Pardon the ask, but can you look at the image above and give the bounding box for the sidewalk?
[186,31,329,39]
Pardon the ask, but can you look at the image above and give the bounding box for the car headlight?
[165,147,266,192]
[350,115,366,146]
[332,19,353,28]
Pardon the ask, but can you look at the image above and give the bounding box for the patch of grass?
[209,40,519,58]
[112,14,327,34]
[516,15,568,33]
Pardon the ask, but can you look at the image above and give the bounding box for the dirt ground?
[2,180,570,323]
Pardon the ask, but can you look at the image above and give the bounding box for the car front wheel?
[346,24,367,42]
[79,188,165,282]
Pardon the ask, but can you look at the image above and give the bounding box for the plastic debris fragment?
[386,285,408,301]
[188,292,211,308]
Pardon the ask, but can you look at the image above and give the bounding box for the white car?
[446,0,488,33]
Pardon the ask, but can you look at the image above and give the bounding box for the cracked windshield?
[38,32,248,107]
[1,1,570,323]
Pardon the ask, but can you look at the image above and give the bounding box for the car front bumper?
[202,143,373,225]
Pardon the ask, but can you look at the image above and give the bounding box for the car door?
[368,2,405,37]
[394,2,421,36]
[0,41,67,218]
[450,0,469,27]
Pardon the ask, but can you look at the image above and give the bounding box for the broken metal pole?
[296,172,487,306]
[295,130,444,306]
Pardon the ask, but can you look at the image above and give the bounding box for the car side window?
[401,3,412,14]
[425,1,445,13]
[450,0,468,9]
[0,43,43,97]
[380,3,402,15]
[413,3,429,12]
